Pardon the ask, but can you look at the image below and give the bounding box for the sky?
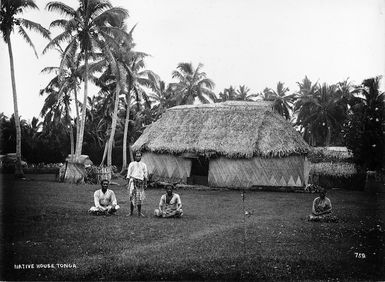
[0,0,384,121]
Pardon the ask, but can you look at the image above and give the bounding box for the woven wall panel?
[209,156,306,188]
[142,153,191,183]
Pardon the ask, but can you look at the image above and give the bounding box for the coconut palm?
[147,73,177,119]
[172,62,216,105]
[39,74,75,159]
[120,53,157,173]
[295,83,346,146]
[293,76,320,145]
[262,82,295,120]
[40,49,83,161]
[95,63,126,167]
[236,85,258,101]
[44,0,129,162]
[0,0,50,178]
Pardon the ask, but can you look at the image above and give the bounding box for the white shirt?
[127,161,148,180]
[94,189,117,208]
[159,193,182,210]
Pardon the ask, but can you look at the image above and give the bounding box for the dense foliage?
[345,77,385,171]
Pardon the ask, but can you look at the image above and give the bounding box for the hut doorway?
[189,156,209,186]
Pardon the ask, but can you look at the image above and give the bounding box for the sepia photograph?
[0,0,384,280]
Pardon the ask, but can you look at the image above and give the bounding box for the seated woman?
[308,188,337,222]
[154,185,183,218]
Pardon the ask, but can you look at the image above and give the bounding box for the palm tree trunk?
[6,34,24,179]
[75,50,88,160]
[120,81,132,174]
[66,51,88,183]
[100,141,108,167]
[107,83,121,166]
[73,87,81,142]
[120,104,130,173]
[69,123,75,162]
[128,143,134,163]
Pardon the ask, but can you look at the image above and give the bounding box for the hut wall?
[209,155,308,188]
[142,152,191,184]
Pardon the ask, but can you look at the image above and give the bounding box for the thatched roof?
[310,162,357,178]
[133,101,310,158]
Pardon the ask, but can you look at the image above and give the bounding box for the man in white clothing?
[154,184,183,218]
[89,179,120,215]
[127,151,148,216]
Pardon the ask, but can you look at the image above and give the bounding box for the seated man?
[89,179,120,215]
[308,188,337,222]
[154,185,183,218]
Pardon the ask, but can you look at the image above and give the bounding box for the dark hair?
[165,184,174,190]
[101,179,109,185]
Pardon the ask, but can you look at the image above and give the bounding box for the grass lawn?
[1,174,384,281]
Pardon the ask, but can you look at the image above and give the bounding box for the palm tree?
[293,76,320,145]
[40,67,77,160]
[40,49,84,161]
[295,82,346,146]
[147,72,176,119]
[44,0,129,182]
[262,82,295,120]
[0,0,50,178]
[236,85,258,101]
[120,53,156,173]
[172,62,216,105]
[95,63,126,167]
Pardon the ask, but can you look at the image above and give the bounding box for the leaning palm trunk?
[107,83,121,167]
[6,34,24,179]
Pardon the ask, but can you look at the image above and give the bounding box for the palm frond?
[20,0,39,10]
[49,19,68,29]
[19,18,50,39]
[17,25,38,57]
[176,62,194,75]
[88,59,107,75]
[40,66,59,74]
[199,78,215,89]
[58,38,77,80]
[172,70,185,80]
[93,7,128,27]
[45,2,76,17]
[42,30,71,54]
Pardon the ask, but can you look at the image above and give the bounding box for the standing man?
[89,179,120,215]
[127,151,148,216]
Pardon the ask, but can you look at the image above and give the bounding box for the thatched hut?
[132,101,311,188]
